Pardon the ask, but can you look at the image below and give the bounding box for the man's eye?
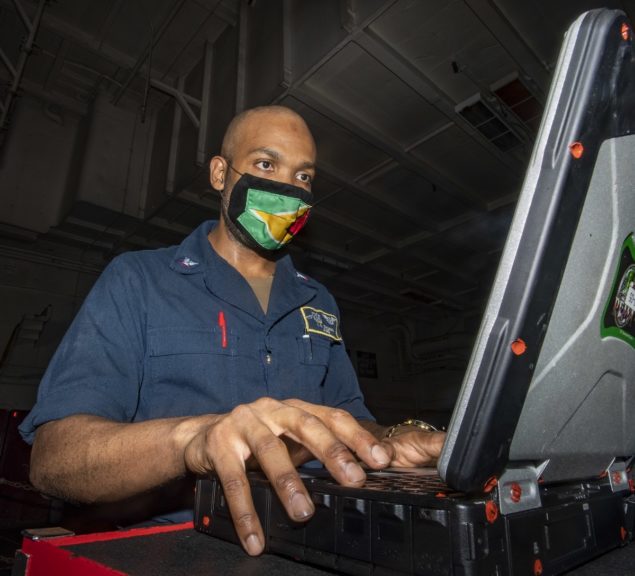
[256,160,273,170]
[297,173,312,184]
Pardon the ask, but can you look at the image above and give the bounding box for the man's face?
[218,111,317,250]
[227,111,316,191]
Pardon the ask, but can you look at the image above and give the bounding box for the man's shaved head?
[208,105,317,259]
[220,105,314,162]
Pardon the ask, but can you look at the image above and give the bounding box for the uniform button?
[265,353,272,364]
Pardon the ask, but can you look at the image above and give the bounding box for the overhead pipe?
[196,41,213,165]
[0,47,16,77]
[149,79,200,129]
[149,78,201,108]
[10,0,34,33]
[111,0,187,106]
[0,0,47,147]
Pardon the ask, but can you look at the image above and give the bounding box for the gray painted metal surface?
[510,134,635,482]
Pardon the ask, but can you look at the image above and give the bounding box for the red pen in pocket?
[218,311,227,349]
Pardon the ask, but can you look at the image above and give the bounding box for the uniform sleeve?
[19,255,147,444]
[321,298,374,422]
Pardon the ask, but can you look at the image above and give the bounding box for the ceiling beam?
[269,2,528,213]
[354,30,524,172]
[179,189,220,211]
[461,0,549,96]
[148,216,193,236]
[10,0,33,33]
[96,0,126,50]
[0,243,104,275]
[112,0,188,105]
[311,202,477,286]
[294,232,466,311]
[0,0,138,71]
[331,290,438,323]
[315,163,440,232]
[0,0,47,145]
[42,38,69,93]
[290,86,488,212]
[159,0,224,82]
[0,47,16,77]
[47,227,115,251]
[361,209,479,264]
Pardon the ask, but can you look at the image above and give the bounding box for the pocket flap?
[148,328,237,356]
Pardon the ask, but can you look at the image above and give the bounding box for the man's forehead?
[240,111,310,138]
[234,113,316,159]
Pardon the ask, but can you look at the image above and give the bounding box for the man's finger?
[256,401,368,487]
[281,437,313,467]
[383,431,447,467]
[244,424,315,522]
[214,460,265,555]
[283,399,391,470]
[205,413,267,556]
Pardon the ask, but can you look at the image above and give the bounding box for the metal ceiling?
[1,0,634,332]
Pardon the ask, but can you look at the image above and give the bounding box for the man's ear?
[209,156,226,192]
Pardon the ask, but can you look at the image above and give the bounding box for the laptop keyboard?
[363,472,449,493]
[303,469,461,497]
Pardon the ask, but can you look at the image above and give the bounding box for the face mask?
[225,169,313,252]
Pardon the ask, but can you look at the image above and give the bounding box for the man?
[20,105,445,556]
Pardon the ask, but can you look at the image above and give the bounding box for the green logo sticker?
[601,234,635,348]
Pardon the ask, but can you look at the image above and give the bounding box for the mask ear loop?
[228,164,244,177]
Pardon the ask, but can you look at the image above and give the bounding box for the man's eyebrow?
[247,147,315,171]
[247,147,280,159]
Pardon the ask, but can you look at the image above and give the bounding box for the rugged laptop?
[195,9,635,575]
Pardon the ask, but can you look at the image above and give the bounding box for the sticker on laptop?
[601,233,635,348]
[300,307,342,341]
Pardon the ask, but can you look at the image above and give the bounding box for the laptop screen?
[439,9,635,492]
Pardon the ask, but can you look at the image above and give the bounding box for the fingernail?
[345,461,366,484]
[371,444,390,465]
[290,491,314,520]
[245,533,262,556]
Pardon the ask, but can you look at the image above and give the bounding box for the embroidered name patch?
[300,306,342,341]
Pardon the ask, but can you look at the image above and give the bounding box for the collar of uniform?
[169,220,216,275]
[195,222,318,322]
[266,255,318,322]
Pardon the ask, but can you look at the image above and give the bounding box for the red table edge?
[16,522,194,576]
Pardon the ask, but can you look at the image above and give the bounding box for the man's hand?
[31,406,446,559]
[357,420,446,467]
[380,430,446,467]
[31,406,447,560]
[182,398,392,556]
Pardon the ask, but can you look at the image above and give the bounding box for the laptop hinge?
[606,459,630,493]
[497,461,549,515]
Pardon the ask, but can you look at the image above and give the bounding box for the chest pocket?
[288,334,332,403]
[149,327,237,357]
[298,334,331,366]
[144,327,239,416]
